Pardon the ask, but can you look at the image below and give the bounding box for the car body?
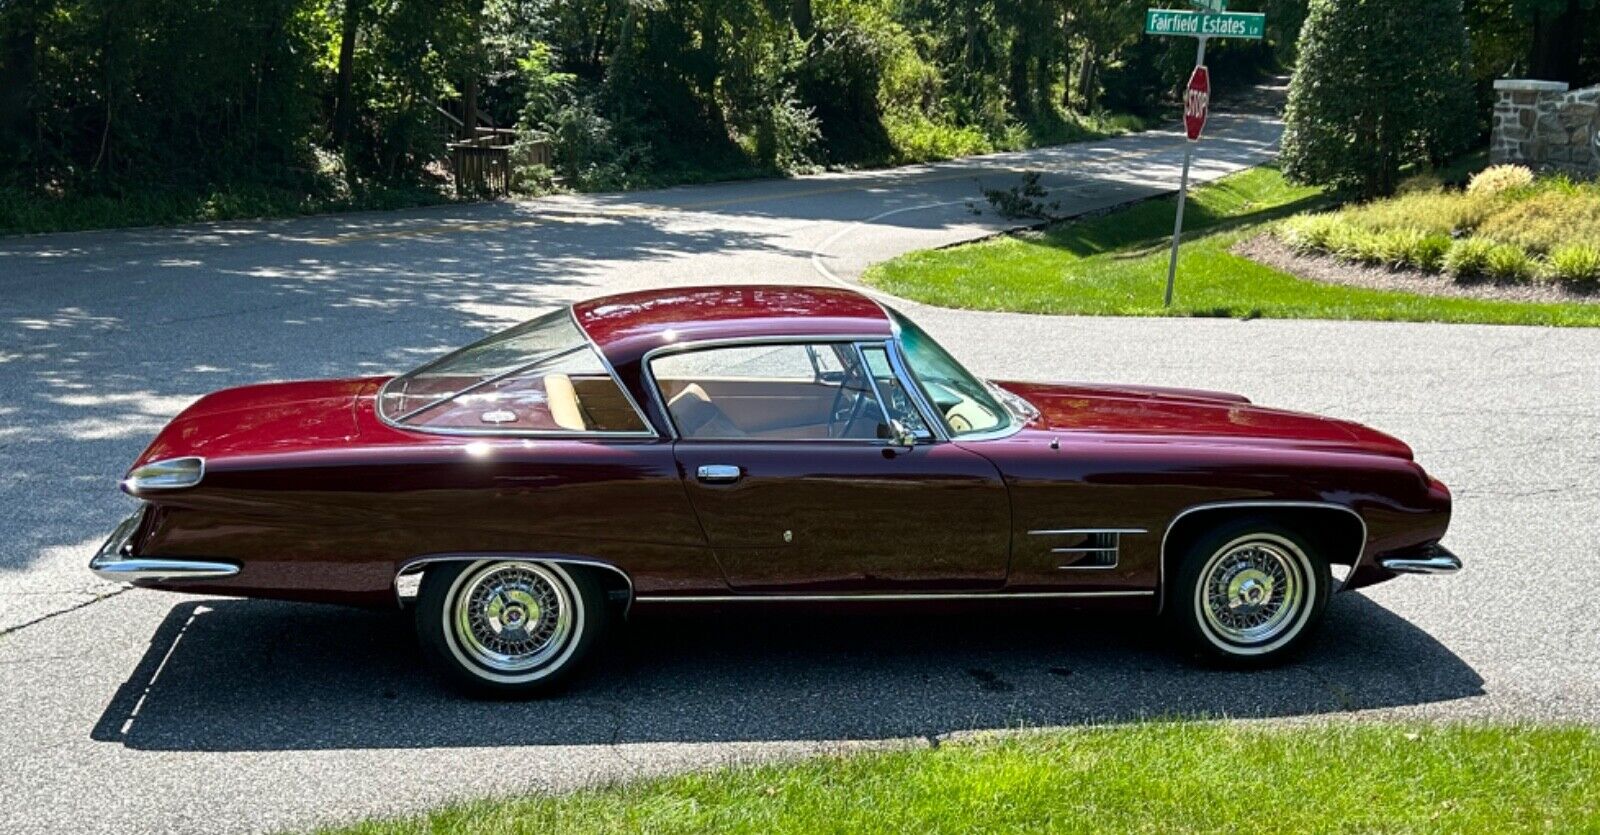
[93,285,1459,695]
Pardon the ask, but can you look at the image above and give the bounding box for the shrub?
[1397,172,1445,195]
[1369,228,1454,271]
[1541,244,1600,288]
[1374,228,1426,268]
[1331,188,1496,239]
[1471,184,1600,255]
[1327,224,1387,265]
[1467,164,1535,196]
[1444,238,1497,278]
[1483,243,1535,282]
[1408,234,1454,272]
[1276,213,1342,253]
[1281,0,1476,197]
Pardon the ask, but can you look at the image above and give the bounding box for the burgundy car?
[92,285,1459,696]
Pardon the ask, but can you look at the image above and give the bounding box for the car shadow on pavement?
[92,592,1483,752]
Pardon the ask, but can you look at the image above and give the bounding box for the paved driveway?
[3,100,1598,835]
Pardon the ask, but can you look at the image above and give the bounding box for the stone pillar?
[1491,79,1600,179]
[1492,80,1568,166]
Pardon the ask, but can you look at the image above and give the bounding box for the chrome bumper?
[1380,544,1462,576]
[89,511,239,584]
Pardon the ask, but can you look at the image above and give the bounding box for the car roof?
[571,285,894,368]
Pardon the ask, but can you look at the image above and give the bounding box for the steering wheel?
[827,364,873,439]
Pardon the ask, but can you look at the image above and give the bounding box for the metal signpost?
[1145,5,1265,306]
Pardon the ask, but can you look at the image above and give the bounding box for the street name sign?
[1145,9,1265,39]
[1187,0,1227,11]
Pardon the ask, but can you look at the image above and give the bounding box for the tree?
[1281,0,1477,198]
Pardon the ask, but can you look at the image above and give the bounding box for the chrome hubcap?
[1198,539,1306,646]
[450,563,574,673]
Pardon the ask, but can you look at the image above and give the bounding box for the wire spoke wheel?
[1191,533,1317,655]
[446,562,580,678]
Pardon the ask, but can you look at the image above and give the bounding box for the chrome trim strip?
[1157,500,1368,615]
[120,456,206,493]
[1029,528,1149,536]
[638,333,907,443]
[1050,546,1119,553]
[1380,555,1462,575]
[90,557,240,584]
[634,590,1154,603]
[393,553,637,614]
[877,303,1023,443]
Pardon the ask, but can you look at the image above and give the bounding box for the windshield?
[886,308,1011,437]
[379,310,650,434]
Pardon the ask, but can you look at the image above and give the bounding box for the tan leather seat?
[544,373,586,431]
[667,383,745,438]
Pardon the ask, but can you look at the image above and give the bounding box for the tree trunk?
[792,0,814,39]
[332,0,363,150]
[462,76,479,139]
[1076,45,1098,112]
[1009,37,1032,115]
[1530,0,1583,83]
[0,0,41,183]
[461,0,486,140]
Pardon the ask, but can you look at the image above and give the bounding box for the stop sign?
[1183,65,1210,141]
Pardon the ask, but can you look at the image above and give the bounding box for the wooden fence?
[448,128,550,197]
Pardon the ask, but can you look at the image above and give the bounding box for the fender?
[394,552,636,613]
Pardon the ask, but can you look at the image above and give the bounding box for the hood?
[132,377,381,467]
[999,381,1413,459]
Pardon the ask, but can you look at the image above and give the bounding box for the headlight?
[122,457,205,492]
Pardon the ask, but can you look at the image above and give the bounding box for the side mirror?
[888,419,917,449]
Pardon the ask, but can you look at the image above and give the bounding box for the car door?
[650,340,1011,592]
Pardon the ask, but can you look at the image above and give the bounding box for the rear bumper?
[88,510,239,585]
[1379,543,1462,576]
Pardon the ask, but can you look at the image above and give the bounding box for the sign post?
[1145,6,1264,306]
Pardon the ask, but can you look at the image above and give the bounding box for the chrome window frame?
[878,305,1024,443]
[640,335,945,444]
[375,306,659,440]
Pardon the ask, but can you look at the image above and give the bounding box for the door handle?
[696,464,742,484]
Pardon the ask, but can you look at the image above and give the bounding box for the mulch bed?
[1233,234,1600,305]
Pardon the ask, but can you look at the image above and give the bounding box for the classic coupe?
[93,285,1459,696]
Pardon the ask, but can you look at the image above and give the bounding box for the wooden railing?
[433,98,551,197]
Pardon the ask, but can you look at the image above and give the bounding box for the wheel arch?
[1157,501,1367,615]
[394,553,635,613]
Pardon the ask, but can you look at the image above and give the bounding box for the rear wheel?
[415,560,608,697]
[1169,519,1330,667]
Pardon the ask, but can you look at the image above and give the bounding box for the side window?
[652,343,891,441]
[393,346,650,434]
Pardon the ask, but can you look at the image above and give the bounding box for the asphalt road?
[3,97,1599,834]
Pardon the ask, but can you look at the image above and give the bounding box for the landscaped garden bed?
[1272,165,1600,293]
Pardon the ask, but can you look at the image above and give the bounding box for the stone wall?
[1491,80,1600,178]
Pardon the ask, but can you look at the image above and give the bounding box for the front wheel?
[1168,519,1330,667]
[415,560,608,697]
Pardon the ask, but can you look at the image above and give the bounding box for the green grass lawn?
[313,722,1600,834]
[864,166,1600,327]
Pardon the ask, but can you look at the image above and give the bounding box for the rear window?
[379,310,651,435]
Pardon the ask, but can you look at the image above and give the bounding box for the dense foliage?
[1281,0,1478,198]
[0,0,1594,229]
[0,0,1298,224]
